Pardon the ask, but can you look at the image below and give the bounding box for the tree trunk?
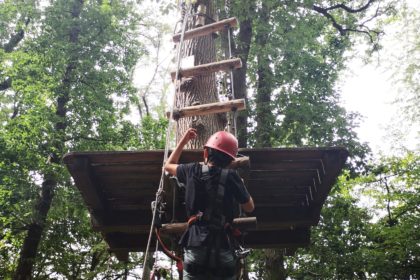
[13,177,55,280]
[232,16,253,148]
[175,1,225,145]
[13,1,83,279]
[255,3,273,148]
[253,3,286,279]
[264,249,286,280]
[219,1,254,148]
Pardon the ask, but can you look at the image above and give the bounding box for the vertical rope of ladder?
[141,4,191,279]
[227,26,238,138]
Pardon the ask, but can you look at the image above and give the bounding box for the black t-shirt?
[176,162,250,247]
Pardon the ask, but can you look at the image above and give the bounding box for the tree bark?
[0,16,31,92]
[2,17,31,53]
[221,1,254,148]
[264,249,286,280]
[13,1,83,279]
[175,1,225,146]
[254,3,286,279]
[233,15,253,148]
[255,3,273,148]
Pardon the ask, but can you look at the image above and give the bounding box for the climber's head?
[204,131,238,168]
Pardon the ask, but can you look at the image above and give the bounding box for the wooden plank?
[252,195,308,206]
[262,184,313,192]
[228,156,250,169]
[159,217,257,236]
[63,150,165,165]
[309,150,348,217]
[249,169,318,179]
[93,219,312,234]
[106,197,155,208]
[173,17,238,42]
[247,177,317,189]
[93,223,150,233]
[64,148,347,166]
[96,177,158,187]
[250,160,323,171]
[112,250,129,262]
[171,58,242,80]
[244,228,310,249]
[252,206,312,223]
[102,188,156,197]
[168,99,246,119]
[99,207,312,227]
[104,229,310,251]
[96,170,161,181]
[248,184,312,192]
[91,210,153,232]
[240,148,342,162]
[66,157,105,212]
[92,164,163,174]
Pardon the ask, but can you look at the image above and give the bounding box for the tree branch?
[0,77,12,91]
[382,176,395,226]
[312,5,346,35]
[323,0,376,13]
[2,17,31,53]
[312,1,384,43]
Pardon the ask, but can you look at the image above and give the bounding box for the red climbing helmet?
[204,131,238,159]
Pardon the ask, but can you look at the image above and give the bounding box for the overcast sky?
[340,1,419,156]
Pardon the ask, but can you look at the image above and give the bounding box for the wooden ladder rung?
[167,98,246,119]
[171,58,242,80]
[173,17,238,43]
[160,217,257,235]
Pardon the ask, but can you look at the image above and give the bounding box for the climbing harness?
[180,165,249,277]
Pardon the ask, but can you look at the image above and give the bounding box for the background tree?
[215,0,398,279]
[0,0,161,278]
[288,152,419,279]
[382,3,419,153]
[1,0,417,278]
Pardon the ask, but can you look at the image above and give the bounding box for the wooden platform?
[63,147,348,261]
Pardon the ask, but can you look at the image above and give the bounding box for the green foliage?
[0,0,163,278]
[32,186,141,279]
[361,153,420,279]
[218,2,412,278]
[286,152,420,279]
[287,191,373,279]
[225,0,372,171]
[139,115,168,150]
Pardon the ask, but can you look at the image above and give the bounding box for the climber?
[164,128,254,280]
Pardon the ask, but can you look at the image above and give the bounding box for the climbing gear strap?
[201,165,228,229]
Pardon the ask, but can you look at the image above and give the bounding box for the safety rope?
[141,3,192,279]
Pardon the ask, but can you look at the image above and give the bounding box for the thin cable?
[141,4,192,279]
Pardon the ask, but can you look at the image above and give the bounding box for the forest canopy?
[0,0,418,279]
